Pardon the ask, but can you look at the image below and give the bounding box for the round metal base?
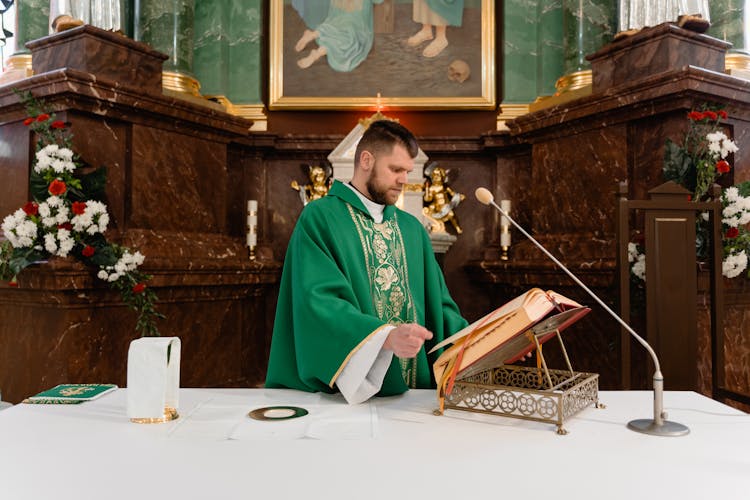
[627,419,690,436]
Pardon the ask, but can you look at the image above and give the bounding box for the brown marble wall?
[0,28,280,403]
[2,24,750,408]
[473,26,750,396]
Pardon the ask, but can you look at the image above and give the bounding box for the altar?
[0,389,747,500]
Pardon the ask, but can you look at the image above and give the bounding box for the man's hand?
[383,324,433,358]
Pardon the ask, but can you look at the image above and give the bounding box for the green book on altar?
[24,384,118,404]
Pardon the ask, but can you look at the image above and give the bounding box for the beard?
[366,175,392,205]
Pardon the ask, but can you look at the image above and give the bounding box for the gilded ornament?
[422,162,464,234]
[291,163,333,206]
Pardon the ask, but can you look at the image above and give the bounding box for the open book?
[430,288,590,398]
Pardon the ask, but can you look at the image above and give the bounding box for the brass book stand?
[436,310,603,435]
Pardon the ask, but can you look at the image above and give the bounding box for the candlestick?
[247,200,258,260]
[500,199,511,260]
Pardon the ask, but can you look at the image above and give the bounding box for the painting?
[269,0,495,110]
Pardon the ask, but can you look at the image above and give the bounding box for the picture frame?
[269,0,495,110]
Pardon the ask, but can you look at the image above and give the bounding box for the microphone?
[475,187,689,436]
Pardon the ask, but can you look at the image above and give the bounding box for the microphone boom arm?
[475,188,688,436]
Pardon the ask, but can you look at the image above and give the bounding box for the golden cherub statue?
[423,162,464,234]
[291,163,333,206]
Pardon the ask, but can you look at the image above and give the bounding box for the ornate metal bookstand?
[436,313,603,435]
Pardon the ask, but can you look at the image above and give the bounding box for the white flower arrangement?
[627,242,646,282]
[34,144,76,175]
[706,131,739,160]
[722,250,748,279]
[1,209,38,248]
[71,200,110,235]
[1,90,162,336]
[722,187,750,228]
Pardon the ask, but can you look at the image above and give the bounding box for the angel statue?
[423,162,464,235]
[291,162,333,206]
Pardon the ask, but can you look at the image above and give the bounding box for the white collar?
[343,182,385,223]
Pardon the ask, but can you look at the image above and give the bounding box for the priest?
[266,120,468,403]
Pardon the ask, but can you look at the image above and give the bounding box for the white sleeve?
[335,326,395,404]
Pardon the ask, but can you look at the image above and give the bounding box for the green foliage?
[663,139,696,192]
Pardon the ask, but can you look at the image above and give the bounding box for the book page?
[428,288,542,353]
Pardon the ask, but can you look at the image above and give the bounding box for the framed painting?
[269,0,495,110]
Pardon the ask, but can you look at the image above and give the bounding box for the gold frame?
[269,0,495,110]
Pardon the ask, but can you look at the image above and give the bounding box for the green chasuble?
[266,180,468,397]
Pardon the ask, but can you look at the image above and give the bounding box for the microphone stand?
[476,188,689,436]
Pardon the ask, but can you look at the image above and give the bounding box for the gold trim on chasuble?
[347,205,419,388]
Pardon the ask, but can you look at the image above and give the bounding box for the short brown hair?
[355,120,418,168]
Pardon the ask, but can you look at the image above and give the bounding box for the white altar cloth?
[0,389,748,500]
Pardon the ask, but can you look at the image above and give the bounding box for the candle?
[500,230,511,247]
[247,200,258,248]
[500,199,511,227]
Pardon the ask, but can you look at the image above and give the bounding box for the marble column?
[537,0,564,96]
[499,0,563,130]
[13,0,49,55]
[227,0,262,106]
[2,0,48,79]
[502,0,539,104]
[707,0,750,77]
[193,0,264,130]
[559,0,616,91]
[193,0,229,96]
[121,0,134,38]
[134,0,199,95]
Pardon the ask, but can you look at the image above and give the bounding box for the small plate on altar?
[248,406,308,421]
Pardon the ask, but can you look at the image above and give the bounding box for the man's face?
[364,144,414,205]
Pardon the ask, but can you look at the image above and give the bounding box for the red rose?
[132,283,146,294]
[23,117,34,126]
[704,110,718,120]
[688,111,704,121]
[718,110,728,119]
[22,201,39,216]
[726,227,739,239]
[51,120,66,129]
[36,113,50,122]
[48,179,67,196]
[687,194,692,201]
[58,222,73,231]
[716,160,731,173]
[81,245,95,257]
[72,201,87,215]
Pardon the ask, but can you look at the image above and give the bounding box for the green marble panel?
[707,0,748,54]
[562,0,615,73]
[503,0,539,103]
[135,0,195,74]
[122,0,135,38]
[537,0,563,95]
[193,0,230,96]
[14,0,49,54]
[227,0,262,104]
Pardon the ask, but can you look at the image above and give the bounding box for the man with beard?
[266,120,467,403]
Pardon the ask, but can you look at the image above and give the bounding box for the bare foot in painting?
[295,29,319,52]
[297,47,327,69]
[407,25,433,47]
[423,36,448,58]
